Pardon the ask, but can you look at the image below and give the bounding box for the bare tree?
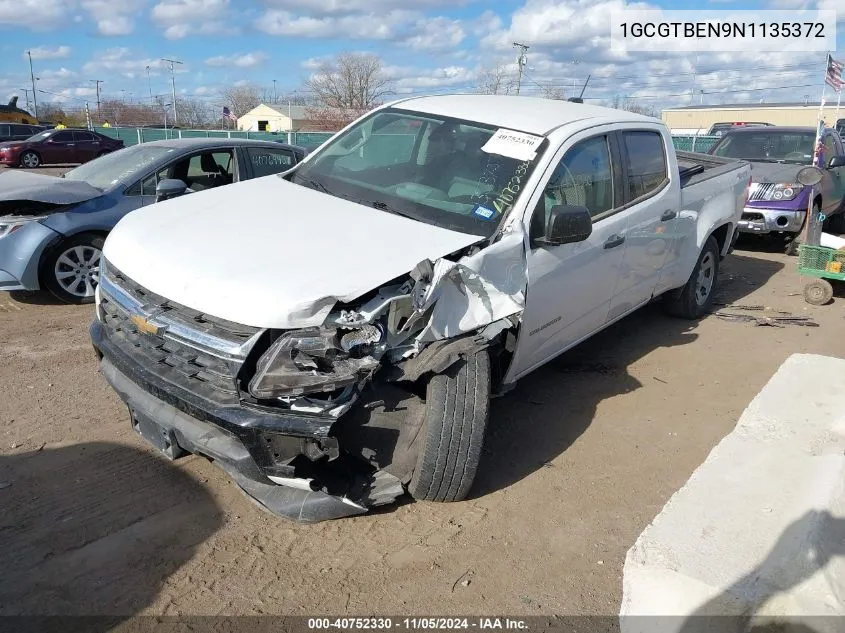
[541,85,566,100]
[476,66,515,95]
[305,53,392,110]
[220,84,261,117]
[611,95,655,117]
[176,98,212,128]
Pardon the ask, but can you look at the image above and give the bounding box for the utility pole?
[146,65,153,106]
[20,88,31,113]
[91,79,103,120]
[273,79,277,102]
[161,58,183,127]
[513,42,529,95]
[27,50,38,119]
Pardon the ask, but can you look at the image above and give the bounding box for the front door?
[72,131,100,162]
[505,131,629,382]
[821,133,845,215]
[42,130,76,164]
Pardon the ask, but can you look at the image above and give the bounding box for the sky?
[0,0,843,116]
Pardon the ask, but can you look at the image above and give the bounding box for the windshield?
[291,108,547,237]
[711,131,815,163]
[64,144,174,190]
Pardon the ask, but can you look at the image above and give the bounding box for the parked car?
[709,126,845,247]
[707,122,773,137]
[0,128,124,168]
[0,123,49,143]
[0,138,305,302]
[89,96,751,522]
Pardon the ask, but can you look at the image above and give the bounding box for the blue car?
[0,138,306,303]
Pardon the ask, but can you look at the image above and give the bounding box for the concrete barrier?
[620,354,845,633]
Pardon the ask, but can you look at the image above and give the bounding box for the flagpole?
[804,54,830,248]
[836,89,842,123]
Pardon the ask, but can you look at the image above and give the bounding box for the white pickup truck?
[90,95,751,522]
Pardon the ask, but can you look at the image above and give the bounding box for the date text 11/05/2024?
[308,618,529,630]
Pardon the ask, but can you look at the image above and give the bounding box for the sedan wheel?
[42,233,105,304]
[20,151,40,168]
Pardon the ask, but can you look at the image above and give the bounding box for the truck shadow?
[471,253,784,498]
[0,442,224,626]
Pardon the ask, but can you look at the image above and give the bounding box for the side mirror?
[828,155,845,169]
[155,178,188,202]
[536,204,592,246]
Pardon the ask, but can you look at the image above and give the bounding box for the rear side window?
[622,131,667,200]
[0,125,9,136]
[246,147,295,177]
[74,131,96,142]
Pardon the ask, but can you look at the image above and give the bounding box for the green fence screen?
[92,127,335,150]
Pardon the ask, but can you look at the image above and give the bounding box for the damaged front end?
[92,227,528,523]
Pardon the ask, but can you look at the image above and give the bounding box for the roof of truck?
[389,94,656,136]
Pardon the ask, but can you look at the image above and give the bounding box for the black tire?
[20,150,40,168]
[663,235,720,319]
[407,350,491,503]
[41,233,105,304]
[803,279,833,306]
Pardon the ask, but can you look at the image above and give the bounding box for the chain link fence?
[671,135,720,153]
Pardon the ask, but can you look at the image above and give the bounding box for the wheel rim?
[695,252,715,306]
[22,153,38,167]
[54,245,101,298]
[808,284,825,303]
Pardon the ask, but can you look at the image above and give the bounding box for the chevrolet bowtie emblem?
[130,313,162,336]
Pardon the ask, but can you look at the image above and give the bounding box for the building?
[0,96,38,124]
[236,103,311,133]
[662,102,845,134]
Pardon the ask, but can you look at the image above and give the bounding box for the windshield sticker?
[481,129,543,161]
[472,205,496,220]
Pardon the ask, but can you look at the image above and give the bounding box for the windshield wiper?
[297,176,332,195]
[366,200,416,220]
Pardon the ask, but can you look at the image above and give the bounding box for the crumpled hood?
[748,161,806,184]
[0,170,102,205]
[103,176,484,329]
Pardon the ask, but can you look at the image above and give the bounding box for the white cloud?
[81,0,145,35]
[205,52,268,67]
[25,45,72,60]
[255,8,416,39]
[96,15,133,35]
[382,64,478,94]
[151,0,235,38]
[403,17,465,52]
[82,47,171,78]
[262,0,467,15]
[0,0,73,28]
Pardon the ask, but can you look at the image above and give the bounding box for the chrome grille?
[98,261,261,404]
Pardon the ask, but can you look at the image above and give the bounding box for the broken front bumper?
[90,320,403,523]
[0,221,60,292]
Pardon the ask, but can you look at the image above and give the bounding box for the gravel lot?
[1,203,844,617]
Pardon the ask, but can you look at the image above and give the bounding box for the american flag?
[222,106,237,122]
[825,54,844,91]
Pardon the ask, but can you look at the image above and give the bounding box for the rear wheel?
[20,151,40,168]
[407,350,491,503]
[41,233,104,304]
[663,236,720,319]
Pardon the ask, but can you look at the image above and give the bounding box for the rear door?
[72,131,100,162]
[607,129,675,320]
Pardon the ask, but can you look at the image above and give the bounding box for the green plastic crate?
[798,244,845,281]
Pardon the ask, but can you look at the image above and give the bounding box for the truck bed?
[676,150,746,188]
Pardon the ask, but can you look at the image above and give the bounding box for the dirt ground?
[1,237,845,618]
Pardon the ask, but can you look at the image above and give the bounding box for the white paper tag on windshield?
[481,128,543,161]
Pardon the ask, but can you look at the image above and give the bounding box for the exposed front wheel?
[41,233,105,304]
[20,151,40,168]
[803,279,833,306]
[407,350,491,503]
[663,235,720,319]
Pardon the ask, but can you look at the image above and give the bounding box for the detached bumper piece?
[91,320,405,523]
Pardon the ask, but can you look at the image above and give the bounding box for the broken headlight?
[0,217,44,239]
[248,326,382,399]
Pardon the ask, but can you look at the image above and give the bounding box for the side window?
[74,131,95,142]
[543,135,614,219]
[0,125,9,136]
[52,131,74,143]
[246,147,294,177]
[177,151,234,191]
[823,134,837,162]
[622,131,668,200]
[126,166,169,196]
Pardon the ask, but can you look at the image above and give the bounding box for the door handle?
[604,234,626,249]
[660,210,677,221]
